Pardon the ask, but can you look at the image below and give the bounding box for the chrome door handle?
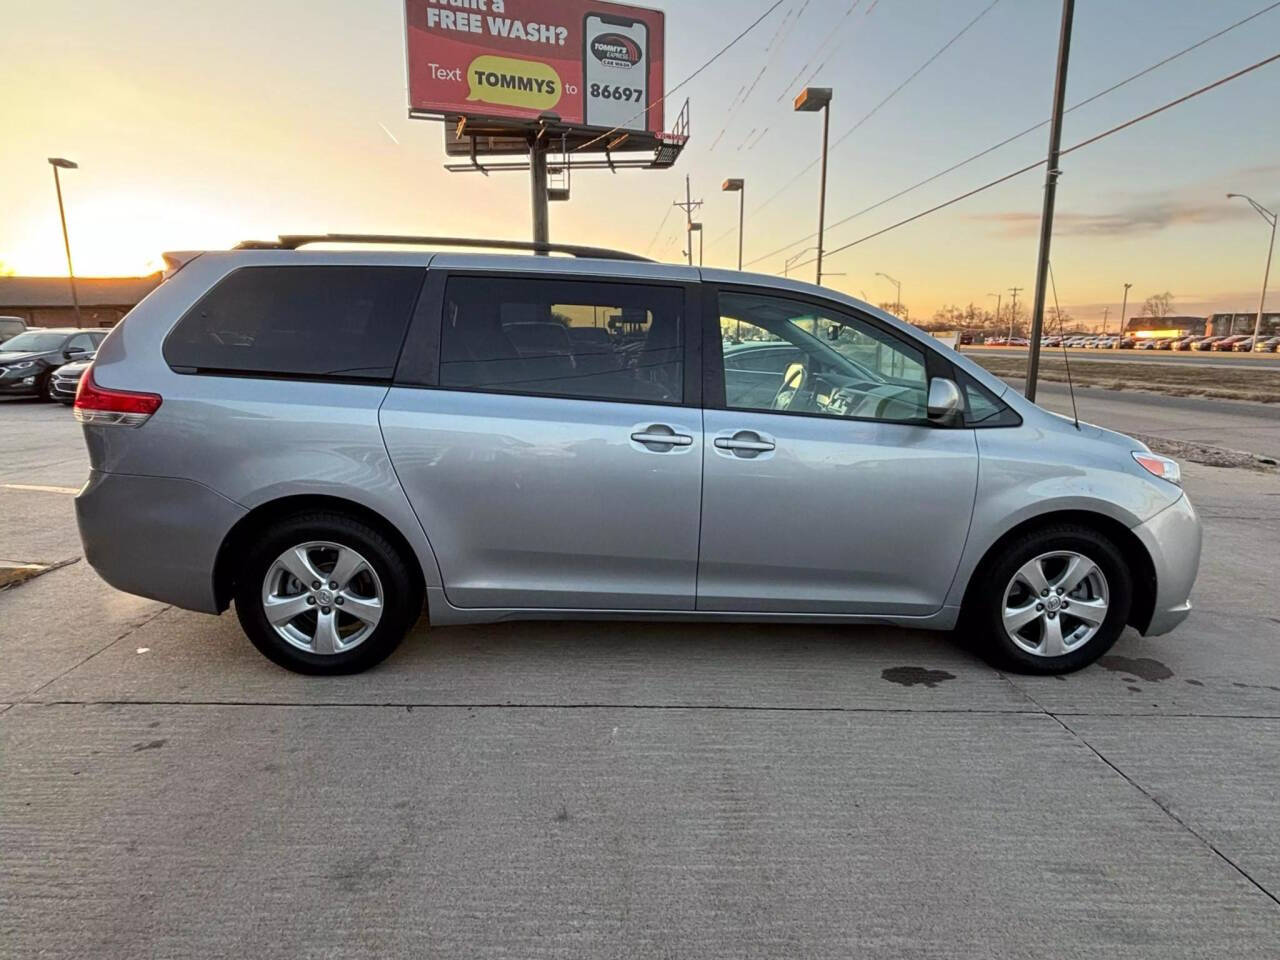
[714,437,775,452]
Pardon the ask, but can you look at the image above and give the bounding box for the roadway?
[968,344,1280,371]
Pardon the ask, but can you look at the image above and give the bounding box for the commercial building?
[1124,315,1206,340]
[1206,312,1280,336]
[0,275,161,329]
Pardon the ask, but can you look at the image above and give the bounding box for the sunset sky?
[2,0,1277,324]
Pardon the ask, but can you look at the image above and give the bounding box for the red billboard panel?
[405,0,665,135]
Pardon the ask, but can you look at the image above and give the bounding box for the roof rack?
[233,233,652,262]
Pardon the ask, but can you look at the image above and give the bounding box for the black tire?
[36,373,54,401]
[233,511,422,675]
[964,523,1132,675]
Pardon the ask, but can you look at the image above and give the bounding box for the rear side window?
[438,276,684,404]
[165,266,423,380]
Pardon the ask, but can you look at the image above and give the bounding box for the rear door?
[697,286,979,616]
[381,268,703,610]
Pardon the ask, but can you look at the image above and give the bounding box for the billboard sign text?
[405,0,665,135]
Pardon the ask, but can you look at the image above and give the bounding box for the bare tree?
[1142,292,1173,320]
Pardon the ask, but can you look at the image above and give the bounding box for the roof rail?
[233,233,652,262]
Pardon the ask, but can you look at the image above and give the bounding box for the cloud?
[969,200,1256,238]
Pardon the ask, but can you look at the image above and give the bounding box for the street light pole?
[875,272,902,316]
[47,157,82,327]
[1228,193,1277,349]
[794,87,832,286]
[988,292,1002,339]
[722,179,745,271]
[1119,282,1131,339]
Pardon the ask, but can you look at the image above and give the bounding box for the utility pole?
[1101,306,1109,336]
[1008,286,1023,342]
[1119,282,1131,338]
[1024,0,1076,401]
[1227,193,1277,350]
[529,135,549,246]
[673,175,703,266]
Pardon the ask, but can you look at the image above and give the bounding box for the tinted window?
[1,332,66,352]
[440,277,684,404]
[165,266,423,380]
[958,371,1020,427]
[718,291,928,422]
[67,334,94,353]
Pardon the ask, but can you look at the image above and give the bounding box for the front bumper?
[76,470,247,614]
[1131,492,1202,635]
[49,375,81,401]
[0,373,40,395]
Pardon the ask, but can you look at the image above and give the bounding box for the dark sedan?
[0,329,106,399]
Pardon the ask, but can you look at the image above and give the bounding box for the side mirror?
[826,324,840,341]
[927,377,964,426]
[64,347,87,360]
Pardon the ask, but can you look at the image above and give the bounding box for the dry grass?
[967,355,1280,404]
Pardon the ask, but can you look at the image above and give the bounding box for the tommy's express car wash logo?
[589,33,641,68]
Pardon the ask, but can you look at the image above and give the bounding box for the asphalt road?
[968,345,1280,370]
[3,396,1279,958]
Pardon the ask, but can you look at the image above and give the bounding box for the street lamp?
[783,246,819,277]
[47,157,82,326]
[1118,282,1132,339]
[722,178,745,271]
[688,221,704,267]
[794,86,832,286]
[988,292,1004,341]
[1228,193,1277,350]
[875,272,902,316]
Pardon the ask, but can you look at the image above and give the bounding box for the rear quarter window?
[164,265,424,380]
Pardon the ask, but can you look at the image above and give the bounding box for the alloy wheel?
[1001,551,1109,658]
[261,541,384,655]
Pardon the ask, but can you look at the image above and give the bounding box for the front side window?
[165,266,424,380]
[439,276,684,404]
[717,291,928,422]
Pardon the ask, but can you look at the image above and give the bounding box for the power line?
[644,204,674,256]
[745,0,1280,269]
[574,0,787,153]
[745,0,1003,222]
[784,51,1280,272]
[773,0,867,103]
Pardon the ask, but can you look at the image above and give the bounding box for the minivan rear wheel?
[966,524,1132,675]
[234,512,421,674]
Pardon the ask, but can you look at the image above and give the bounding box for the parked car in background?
[1213,335,1248,351]
[1254,336,1280,353]
[1116,338,1136,349]
[1171,336,1197,350]
[1194,336,1225,351]
[1233,335,1276,352]
[1134,338,1159,350]
[1154,338,1175,350]
[73,236,1200,678]
[0,316,28,346]
[0,328,107,399]
[49,356,95,404]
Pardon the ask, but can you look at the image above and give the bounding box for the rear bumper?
[1132,492,1202,636]
[76,470,247,614]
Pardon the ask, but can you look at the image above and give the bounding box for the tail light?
[74,366,162,427]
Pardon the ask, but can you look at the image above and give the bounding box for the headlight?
[3,360,35,371]
[1133,451,1181,486]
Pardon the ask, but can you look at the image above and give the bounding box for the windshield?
[1,332,65,352]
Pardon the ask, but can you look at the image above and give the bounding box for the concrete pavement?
[2,398,1279,958]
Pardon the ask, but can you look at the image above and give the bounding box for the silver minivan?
[74,236,1200,675]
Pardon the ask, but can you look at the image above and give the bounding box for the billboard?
[405,0,665,136]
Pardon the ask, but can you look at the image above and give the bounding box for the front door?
[381,271,702,610]
[698,288,978,616]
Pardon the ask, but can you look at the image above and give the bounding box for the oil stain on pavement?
[1098,656,1174,683]
[881,667,956,688]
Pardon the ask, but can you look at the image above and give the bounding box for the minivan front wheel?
[968,524,1132,674]
[234,512,421,674]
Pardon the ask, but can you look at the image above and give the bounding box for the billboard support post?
[530,136,550,245]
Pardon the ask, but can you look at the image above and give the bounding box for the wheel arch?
[958,510,1157,633]
[213,494,428,615]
